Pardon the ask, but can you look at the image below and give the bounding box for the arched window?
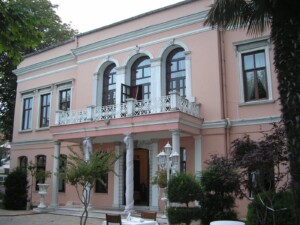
[36,155,46,190]
[102,63,116,106]
[131,56,151,101]
[19,156,28,171]
[166,48,186,97]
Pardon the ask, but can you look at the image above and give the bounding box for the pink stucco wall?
[11,0,282,219]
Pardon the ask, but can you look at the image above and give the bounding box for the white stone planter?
[37,183,49,209]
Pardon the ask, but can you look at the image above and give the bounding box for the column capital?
[150,58,161,67]
[54,141,61,146]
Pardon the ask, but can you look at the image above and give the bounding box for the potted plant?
[152,169,167,188]
[35,170,51,209]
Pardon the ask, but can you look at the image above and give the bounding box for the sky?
[51,0,185,33]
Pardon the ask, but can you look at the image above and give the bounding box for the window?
[19,156,28,171]
[59,89,70,111]
[40,93,51,127]
[59,154,67,192]
[22,97,33,130]
[166,48,186,97]
[36,155,46,190]
[242,51,268,102]
[121,56,151,103]
[180,148,186,173]
[95,173,108,193]
[235,37,272,104]
[102,64,116,106]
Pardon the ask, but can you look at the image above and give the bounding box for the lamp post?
[157,142,179,218]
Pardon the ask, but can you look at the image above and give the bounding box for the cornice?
[71,10,209,56]
[11,139,54,146]
[14,53,75,76]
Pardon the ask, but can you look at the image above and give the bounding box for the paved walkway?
[0,210,104,225]
[0,208,167,225]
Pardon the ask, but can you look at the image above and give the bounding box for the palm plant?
[204,1,300,223]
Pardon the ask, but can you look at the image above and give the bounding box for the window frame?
[58,154,67,192]
[21,94,34,131]
[235,37,273,105]
[95,173,108,194]
[39,93,51,128]
[166,47,186,97]
[56,80,73,111]
[102,63,117,106]
[35,155,46,190]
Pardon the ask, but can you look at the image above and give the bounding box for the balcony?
[55,92,201,126]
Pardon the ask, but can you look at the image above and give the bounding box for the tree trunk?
[271,1,300,224]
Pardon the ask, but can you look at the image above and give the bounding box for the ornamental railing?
[55,91,201,125]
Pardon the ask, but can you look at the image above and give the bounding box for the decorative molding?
[17,65,77,84]
[72,10,209,56]
[14,53,75,76]
[230,115,281,127]
[201,115,281,129]
[11,139,55,146]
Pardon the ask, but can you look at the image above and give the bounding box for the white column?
[184,51,195,102]
[49,141,60,208]
[83,137,93,207]
[92,73,99,106]
[123,133,134,212]
[150,140,159,210]
[194,136,202,175]
[194,135,202,206]
[115,66,126,105]
[150,58,162,99]
[172,130,181,172]
[112,142,121,208]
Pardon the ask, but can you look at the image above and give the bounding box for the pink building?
[11,0,280,218]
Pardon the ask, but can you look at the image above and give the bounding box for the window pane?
[243,54,254,70]
[245,71,255,101]
[257,70,267,98]
[255,52,266,67]
[178,60,185,70]
[144,67,151,77]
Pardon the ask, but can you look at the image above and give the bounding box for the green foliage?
[167,207,201,225]
[205,0,300,222]
[3,167,28,210]
[200,157,240,225]
[151,169,167,188]
[247,191,295,225]
[63,146,118,225]
[168,173,202,207]
[0,0,77,141]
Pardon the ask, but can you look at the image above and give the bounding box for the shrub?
[3,167,28,210]
[168,173,202,207]
[167,207,201,225]
[199,158,240,225]
[247,191,295,225]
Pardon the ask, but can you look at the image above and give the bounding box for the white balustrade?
[55,95,201,125]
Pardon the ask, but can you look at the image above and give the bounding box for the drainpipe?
[217,29,230,157]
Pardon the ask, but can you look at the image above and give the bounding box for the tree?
[231,122,289,199]
[0,0,77,141]
[63,147,118,225]
[204,1,300,223]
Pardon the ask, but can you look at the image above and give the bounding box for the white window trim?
[55,80,74,111]
[36,86,52,130]
[20,91,35,132]
[234,37,273,105]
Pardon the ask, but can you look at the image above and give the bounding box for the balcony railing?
[55,91,201,126]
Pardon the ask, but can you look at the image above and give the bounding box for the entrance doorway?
[123,148,149,206]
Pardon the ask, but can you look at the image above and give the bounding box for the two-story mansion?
[11,0,280,217]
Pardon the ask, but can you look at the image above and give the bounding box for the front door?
[123,148,149,206]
